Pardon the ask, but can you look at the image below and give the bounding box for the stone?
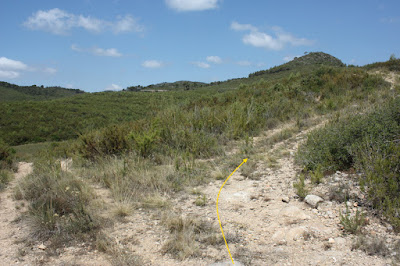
[335,237,346,246]
[287,227,307,241]
[279,206,310,223]
[305,195,324,208]
[282,196,290,203]
[328,238,335,244]
[38,244,46,250]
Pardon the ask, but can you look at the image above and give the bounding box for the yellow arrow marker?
[216,158,248,265]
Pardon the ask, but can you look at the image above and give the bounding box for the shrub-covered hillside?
[0,81,85,102]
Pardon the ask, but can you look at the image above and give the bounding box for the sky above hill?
[0,0,399,92]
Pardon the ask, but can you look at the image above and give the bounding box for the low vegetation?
[2,52,399,263]
[298,97,400,230]
[14,162,98,244]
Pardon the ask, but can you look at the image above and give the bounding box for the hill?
[1,52,400,265]
[0,52,393,146]
[249,52,345,78]
[0,81,85,102]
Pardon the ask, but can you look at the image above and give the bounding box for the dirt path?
[0,162,33,265]
[4,116,399,265]
[100,120,397,265]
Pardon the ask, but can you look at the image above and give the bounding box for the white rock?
[305,195,324,208]
[282,196,290,203]
[280,206,311,221]
[38,244,46,250]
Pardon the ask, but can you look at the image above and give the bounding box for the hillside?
[0,81,85,102]
[249,52,345,78]
[1,51,400,265]
[127,81,208,91]
[0,52,396,147]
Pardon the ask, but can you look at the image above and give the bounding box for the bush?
[0,139,15,169]
[77,125,130,159]
[352,236,390,257]
[340,207,367,234]
[298,98,400,230]
[129,128,160,158]
[293,174,308,200]
[0,170,12,190]
[297,98,400,172]
[16,163,96,239]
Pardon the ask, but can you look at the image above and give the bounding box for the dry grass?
[161,212,222,260]
[95,233,143,266]
[352,236,390,257]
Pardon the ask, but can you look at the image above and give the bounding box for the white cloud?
[191,62,210,68]
[236,60,265,67]
[243,31,283,50]
[232,22,314,51]
[206,56,222,64]
[0,70,20,79]
[142,60,165,68]
[106,84,122,91]
[0,57,28,70]
[43,67,57,74]
[231,21,258,32]
[283,55,301,62]
[92,47,122,57]
[24,8,144,35]
[0,57,56,79]
[114,15,144,33]
[71,44,122,57]
[71,44,81,52]
[0,57,28,79]
[236,60,252,66]
[166,0,219,11]
[380,17,400,24]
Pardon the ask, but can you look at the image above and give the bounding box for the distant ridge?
[0,81,85,102]
[249,52,345,78]
[126,80,207,91]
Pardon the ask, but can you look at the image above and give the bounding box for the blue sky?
[0,0,399,92]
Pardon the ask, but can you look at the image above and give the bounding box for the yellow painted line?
[216,158,248,265]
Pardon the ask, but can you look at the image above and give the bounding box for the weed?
[293,174,308,200]
[194,195,207,206]
[240,159,257,178]
[328,182,351,203]
[17,162,97,241]
[0,169,12,190]
[211,168,229,180]
[310,164,324,184]
[339,207,367,234]
[113,202,132,218]
[161,213,219,260]
[352,236,390,257]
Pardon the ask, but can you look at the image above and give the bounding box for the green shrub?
[77,125,130,159]
[340,207,367,234]
[293,174,308,200]
[310,164,324,184]
[297,98,400,172]
[0,169,12,190]
[129,128,160,158]
[298,98,400,230]
[0,139,15,169]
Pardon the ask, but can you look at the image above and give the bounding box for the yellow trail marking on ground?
[216,158,248,265]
